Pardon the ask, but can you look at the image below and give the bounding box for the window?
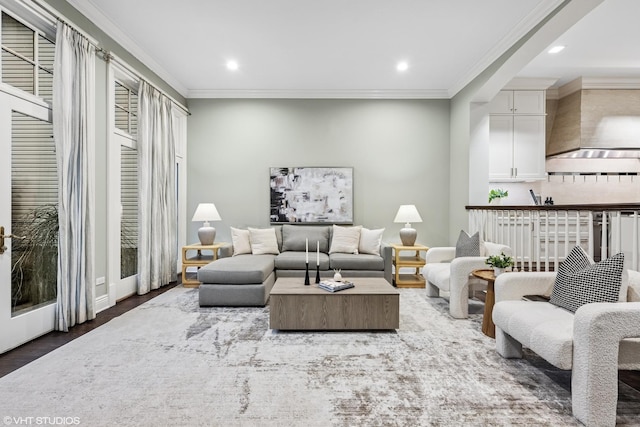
[115,81,137,136]
[114,79,139,281]
[1,12,54,102]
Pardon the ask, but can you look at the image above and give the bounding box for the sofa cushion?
[231,227,252,256]
[249,227,280,255]
[359,227,385,256]
[455,230,481,257]
[424,263,451,291]
[198,254,275,284]
[275,251,330,270]
[493,300,574,369]
[330,253,383,271]
[329,225,361,254]
[281,225,331,253]
[550,245,625,313]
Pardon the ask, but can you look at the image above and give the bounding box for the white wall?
[187,99,451,247]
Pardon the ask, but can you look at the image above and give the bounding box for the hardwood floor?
[1,283,639,396]
[0,282,177,378]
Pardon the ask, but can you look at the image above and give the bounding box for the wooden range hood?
[547,80,640,158]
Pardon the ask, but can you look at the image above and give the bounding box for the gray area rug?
[1,286,639,426]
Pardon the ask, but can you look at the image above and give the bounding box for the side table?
[471,269,497,338]
[181,242,225,287]
[390,244,429,288]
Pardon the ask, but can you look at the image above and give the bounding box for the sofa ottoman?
[198,254,276,306]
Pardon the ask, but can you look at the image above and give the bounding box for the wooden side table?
[390,244,429,288]
[181,242,225,287]
[471,269,497,338]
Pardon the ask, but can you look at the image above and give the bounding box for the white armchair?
[423,242,512,318]
[492,270,640,426]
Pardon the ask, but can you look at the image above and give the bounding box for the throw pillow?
[281,225,331,253]
[455,230,481,257]
[248,227,280,255]
[359,228,385,256]
[329,225,362,254]
[550,245,625,313]
[230,227,251,256]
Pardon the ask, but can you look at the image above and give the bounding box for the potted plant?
[488,189,508,205]
[485,251,514,276]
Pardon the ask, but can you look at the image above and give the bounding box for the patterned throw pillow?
[550,245,624,313]
[455,230,480,257]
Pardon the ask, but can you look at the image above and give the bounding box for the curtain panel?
[137,82,177,294]
[53,22,96,331]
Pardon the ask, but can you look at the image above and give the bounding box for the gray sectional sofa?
[198,224,392,306]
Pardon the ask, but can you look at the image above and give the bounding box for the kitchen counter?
[466,203,640,211]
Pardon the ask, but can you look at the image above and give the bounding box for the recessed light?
[396,61,409,72]
[548,45,565,54]
[226,60,239,71]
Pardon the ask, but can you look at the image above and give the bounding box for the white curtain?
[53,22,96,331]
[137,81,177,294]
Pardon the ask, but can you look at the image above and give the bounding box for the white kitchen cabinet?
[489,90,545,114]
[489,115,546,181]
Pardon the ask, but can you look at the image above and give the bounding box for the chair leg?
[495,327,523,359]
[449,282,469,319]
[426,281,440,297]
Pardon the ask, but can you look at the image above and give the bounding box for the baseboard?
[95,293,111,314]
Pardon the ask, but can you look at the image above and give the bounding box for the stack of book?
[318,280,355,292]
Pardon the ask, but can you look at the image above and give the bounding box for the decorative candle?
[306,238,309,263]
[316,241,320,266]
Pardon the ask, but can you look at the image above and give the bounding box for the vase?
[490,198,502,206]
[493,267,505,277]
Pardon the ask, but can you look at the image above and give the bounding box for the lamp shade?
[191,203,221,222]
[393,205,422,224]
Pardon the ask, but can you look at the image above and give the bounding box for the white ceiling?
[518,0,640,88]
[66,0,640,99]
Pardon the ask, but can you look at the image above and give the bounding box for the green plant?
[485,252,514,269]
[488,188,508,203]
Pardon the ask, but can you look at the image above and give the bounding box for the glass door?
[0,91,56,354]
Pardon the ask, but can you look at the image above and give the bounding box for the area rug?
[0,287,639,426]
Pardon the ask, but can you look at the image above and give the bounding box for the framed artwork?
[270,167,353,224]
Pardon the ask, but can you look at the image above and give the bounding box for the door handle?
[0,226,26,254]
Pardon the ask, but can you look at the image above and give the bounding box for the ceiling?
[65,0,640,99]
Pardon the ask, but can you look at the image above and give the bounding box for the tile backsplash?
[487,158,640,205]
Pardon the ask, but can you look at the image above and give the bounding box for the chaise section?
[198,254,276,306]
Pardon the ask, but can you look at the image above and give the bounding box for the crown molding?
[448,0,563,97]
[558,77,640,98]
[503,77,559,90]
[65,0,188,97]
[187,89,451,99]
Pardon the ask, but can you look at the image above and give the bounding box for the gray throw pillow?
[550,245,624,313]
[455,230,480,257]
[281,225,331,253]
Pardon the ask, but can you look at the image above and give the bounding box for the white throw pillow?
[230,227,251,256]
[359,228,385,256]
[248,227,280,255]
[329,225,362,254]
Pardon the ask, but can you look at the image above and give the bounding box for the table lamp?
[393,204,422,246]
[192,203,221,245]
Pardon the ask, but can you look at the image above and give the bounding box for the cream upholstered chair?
[492,269,640,426]
[423,241,512,318]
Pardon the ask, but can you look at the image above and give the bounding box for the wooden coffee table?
[471,269,498,338]
[269,277,399,330]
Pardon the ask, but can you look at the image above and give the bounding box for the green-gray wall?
[187,99,451,247]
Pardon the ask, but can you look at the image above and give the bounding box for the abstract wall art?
[270,167,353,224]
